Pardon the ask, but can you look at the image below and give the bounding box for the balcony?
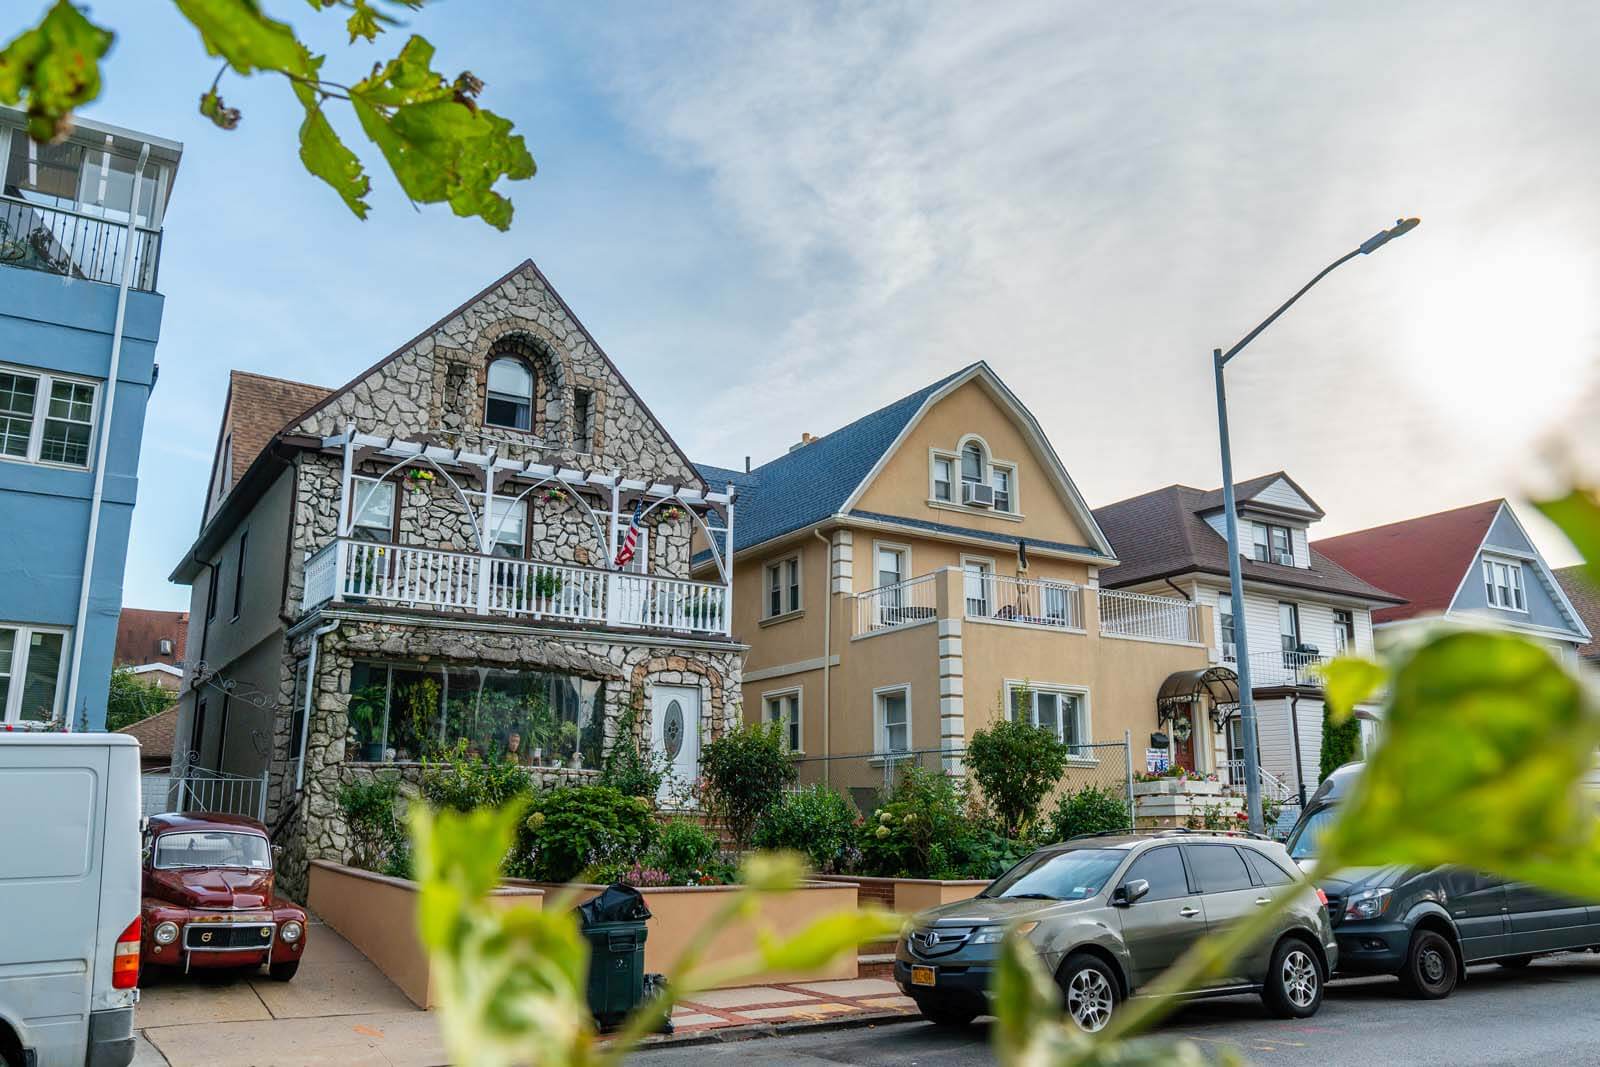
[1221,648,1329,689]
[0,196,162,291]
[852,568,1204,646]
[302,539,730,637]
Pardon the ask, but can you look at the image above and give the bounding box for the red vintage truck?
[140,813,307,981]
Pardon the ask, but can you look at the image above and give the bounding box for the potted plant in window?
[346,683,389,763]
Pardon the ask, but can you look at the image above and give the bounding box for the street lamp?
[1214,218,1419,834]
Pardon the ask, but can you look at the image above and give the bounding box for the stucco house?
[1093,474,1403,808]
[692,362,1213,805]
[1315,499,1592,659]
[168,261,744,897]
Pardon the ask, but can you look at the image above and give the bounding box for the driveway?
[134,917,445,1067]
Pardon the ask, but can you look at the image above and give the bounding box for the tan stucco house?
[693,363,1212,800]
[169,261,745,897]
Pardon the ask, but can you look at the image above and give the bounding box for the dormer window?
[485,357,533,430]
[1252,522,1294,566]
[1483,556,1526,612]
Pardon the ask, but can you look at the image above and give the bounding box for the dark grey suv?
[894,831,1337,1031]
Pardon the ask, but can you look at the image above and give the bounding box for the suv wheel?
[1262,938,1323,1019]
[915,999,978,1028]
[1399,929,1458,999]
[1058,953,1119,1033]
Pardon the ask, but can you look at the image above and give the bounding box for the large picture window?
[1007,683,1090,755]
[0,366,97,469]
[0,624,69,726]
[346,661,605,767]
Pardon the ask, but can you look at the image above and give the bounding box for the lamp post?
[1215,218,1419,834]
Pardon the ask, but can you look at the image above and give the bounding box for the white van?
[0,732,142,1067]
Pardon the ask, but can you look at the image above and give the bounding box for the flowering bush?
[1133,766,1217,783]
[751,785,859,874]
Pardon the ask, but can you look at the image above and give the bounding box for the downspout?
[813,527,832,785]
[1163,577,1192,601]
[296,619,341,790]
[1289,690,1307,810]
[65,143,151,730]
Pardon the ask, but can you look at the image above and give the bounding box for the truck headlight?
[153,921,180,945]
[280,920,303,943]
[971,921,1039,945]
[1344,887,1392,921]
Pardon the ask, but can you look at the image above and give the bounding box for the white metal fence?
[967,574,1084,629]
[1096,588,1204,644]
[152,764,270,822]
[854,573,939,635]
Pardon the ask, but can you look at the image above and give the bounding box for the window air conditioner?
[963,481,996,507]
[1273,550,1294,566]
[1222,643,1237,663]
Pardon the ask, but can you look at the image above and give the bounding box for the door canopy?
[1156,666,1241,729]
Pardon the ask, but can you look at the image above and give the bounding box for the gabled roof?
[1192,471,1324,520]
[694,362,1115,560]
[1554,566,1600,660]
[1313,500,1502,624]
[218,371,334,486]
[114,608,188,666]
[116,706,179,763]
[1094,481,1403,604]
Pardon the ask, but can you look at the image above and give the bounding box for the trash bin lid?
[578,883,651,925]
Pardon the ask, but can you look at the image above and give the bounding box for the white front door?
[651,684,701,803]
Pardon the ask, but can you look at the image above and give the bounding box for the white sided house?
[167,261,744,898]
[1093,473,1404,813]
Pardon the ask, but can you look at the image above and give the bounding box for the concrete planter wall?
[817,874,988,914]
[308,860,545,1008]
[1132,778,1224,797]
[516,880,860,986]
[1133,788,1245,829]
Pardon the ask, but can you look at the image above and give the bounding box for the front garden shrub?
[967,711,1072,836]
[521,785,654,883]
[855,765,978,879]
[421,740,533,813]
[338,774,411,878]
[699,721,795,849]
[1048,785,1131,842]
[751,785,859,874]
[1320,704,1362,782]
[599,693,665,799]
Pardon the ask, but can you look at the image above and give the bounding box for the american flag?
[614,501,644,568]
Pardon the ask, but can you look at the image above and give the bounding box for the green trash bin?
[578,885,652,1030]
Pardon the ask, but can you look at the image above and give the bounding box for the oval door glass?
[662,699,684,761]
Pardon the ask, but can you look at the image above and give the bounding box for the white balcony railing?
[966,574,1084,630]
[855,573,938,635]
[302,538,729,636]
[1097,588,1204,645]
[1222,759,1298,804]
[1241,648,1329,689]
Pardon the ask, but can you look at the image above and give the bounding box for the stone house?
[168,261,744,898]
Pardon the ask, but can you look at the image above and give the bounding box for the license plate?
[911,965,936,987]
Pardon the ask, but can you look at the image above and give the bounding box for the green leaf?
[0,0,114,142]
[350,35,535,230]
[199,87,241,129]
[174,0,316,77]
[1538,489,1600,587]
[992,932,1064,1064]
[1323,628,1600,901]
[1318,656,1388,723]
[291,72,370,217]
[752,908,903,975]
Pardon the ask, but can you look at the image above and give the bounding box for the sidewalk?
[133,918,917,1065]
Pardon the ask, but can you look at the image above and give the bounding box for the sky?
[54,0,1600,611]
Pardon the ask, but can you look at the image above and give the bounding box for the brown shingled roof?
[1554,565,1600,661]
[117,705,179,764]
[223,370,334,484]
[1093,482,1403,603]
[114,608,188,666]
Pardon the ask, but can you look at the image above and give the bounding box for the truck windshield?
[983,848,1126,900]
[1287,807,1336,860]
[154,831,272,870]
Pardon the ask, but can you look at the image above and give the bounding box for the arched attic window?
[486,356,534,431]
[960,441,986,488]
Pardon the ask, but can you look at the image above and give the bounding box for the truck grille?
[908,926,972,958]
[184,923,275,950]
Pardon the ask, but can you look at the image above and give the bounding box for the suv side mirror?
[1112,879,1150,906]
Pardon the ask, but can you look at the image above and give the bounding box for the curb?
[637,1009,921,1048]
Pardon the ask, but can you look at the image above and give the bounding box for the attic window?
[486,357,533,430]
[1483,557,1526,612]
[1252,523,1294,566]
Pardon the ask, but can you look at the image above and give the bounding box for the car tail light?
[1316,888,1330,908]
[113,918,140,989]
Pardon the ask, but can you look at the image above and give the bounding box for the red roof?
[115,607,188,666]
[1313,500,1503,625]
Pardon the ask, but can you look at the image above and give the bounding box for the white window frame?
[1332,608,1355,653]
[0,363,100,470]
[762,687,803,753]
[483,494,528,558]
[485,356,534,431]
[989,462,1016,513]
[873,684,912,757]
[349,476,396,541]
[611,523,649,574]
[763,554,802,619]
[929,451,956,502]
[0,622,72,727]
[872,540,911,590]
[1218,592,1237,662]
[1482,555,1527,612]
[1251,521,1294,565]
[1004,679,1092,758]
[961,553,995,617]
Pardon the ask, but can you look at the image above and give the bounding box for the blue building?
[0,107,181,730]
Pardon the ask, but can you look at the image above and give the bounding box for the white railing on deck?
[855,573,938,635]
[967,574,1084,630]
[1097,588,1203,644]
[1246,648,1328,688]
[305,538,729,636]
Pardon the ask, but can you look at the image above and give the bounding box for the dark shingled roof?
[1094,482,1404,603]
[695,364,976,554]
[1554,565,1600,661]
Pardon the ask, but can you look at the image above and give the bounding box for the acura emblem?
[925,931,941,946]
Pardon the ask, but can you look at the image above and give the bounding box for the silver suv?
[894,831,1337,1031]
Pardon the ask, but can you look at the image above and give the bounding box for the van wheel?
[1262,938,1323,1019]
[268,961,300,982]
[1399,929,1458,999]
[1058,953,1119,1033]
[1498,955,1536,969]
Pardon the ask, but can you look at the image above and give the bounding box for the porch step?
[859,952,896,980]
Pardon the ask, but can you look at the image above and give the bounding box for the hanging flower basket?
[406,469,435,498]
[658,505,685,525]
[541,487,569,506]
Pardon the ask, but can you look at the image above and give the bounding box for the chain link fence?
[790,734,1134,834]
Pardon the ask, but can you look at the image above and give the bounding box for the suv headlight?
[1344,887,1393,921]
[280,920,304,943]
[153,921,180,945]
[971,921,1039,945]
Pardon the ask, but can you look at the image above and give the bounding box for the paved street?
[630,953,1600,1066]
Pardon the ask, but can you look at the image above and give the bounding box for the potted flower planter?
[1132,777,1224,797]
